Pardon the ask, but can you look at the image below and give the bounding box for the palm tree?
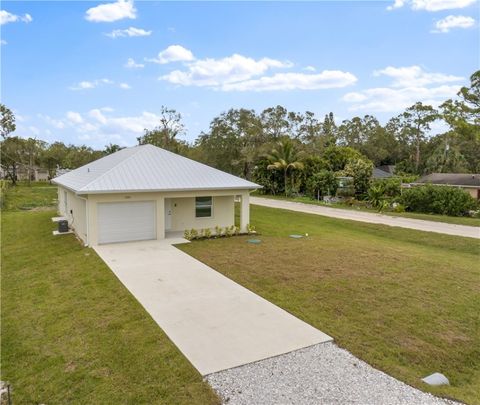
[267,139,304,196]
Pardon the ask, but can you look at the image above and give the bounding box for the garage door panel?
[98,201,156,244]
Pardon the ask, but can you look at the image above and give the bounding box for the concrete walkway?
[251,197,480,239]
[94,238,332,376]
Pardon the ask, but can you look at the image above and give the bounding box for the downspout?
[77,195,89,247]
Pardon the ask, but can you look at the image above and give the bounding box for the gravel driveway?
[206,342,457,405]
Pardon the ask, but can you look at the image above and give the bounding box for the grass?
[1,185,219,404]
[1,181,58,211]
[253,193,480,227]
[179,204,480,404]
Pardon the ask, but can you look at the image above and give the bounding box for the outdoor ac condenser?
[58,220,69,233]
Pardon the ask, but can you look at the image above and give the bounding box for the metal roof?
[372,167,393,179]
[52,144,260,194]
[414,173,480,187]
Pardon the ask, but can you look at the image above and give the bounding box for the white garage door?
[98,201,156,244]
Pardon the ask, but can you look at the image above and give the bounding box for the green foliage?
[373,177,402,197]
[190,228,199,239]
[137,106,187,153]
[367,184,385,208]
[322,145,364,172]
[267,138,304,196]
[400,185,478,216]
[214,225,222,237]
[204,228,212,238]
[306,170,338,199]
[183,229,192,240]
[342,158,373,197]
[0,103,16,138]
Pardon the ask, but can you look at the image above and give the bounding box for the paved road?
[251,197,480,239]
[94,238,332,376]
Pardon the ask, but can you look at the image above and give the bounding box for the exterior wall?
[82,189,250,246]
[464,187,480,199]
[58,186,88,244]
[169,195,234,232]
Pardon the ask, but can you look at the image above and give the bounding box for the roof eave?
[75,185,262,195]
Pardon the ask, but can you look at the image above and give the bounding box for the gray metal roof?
[52,144,260,194]
[414,173,480,187]
[373,167,393,179]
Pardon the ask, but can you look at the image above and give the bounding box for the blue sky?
[1,0,478,148]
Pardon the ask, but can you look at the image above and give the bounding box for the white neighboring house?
[52,144,260,246]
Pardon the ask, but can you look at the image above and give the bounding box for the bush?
[306,170,338,199]
[400,185,478,216]
[373,177,402,197]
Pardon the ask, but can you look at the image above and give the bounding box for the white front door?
[97,201,156,244]
[164,198,172,231]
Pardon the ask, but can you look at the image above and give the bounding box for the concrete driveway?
[94,238,331,376]
[251,197,480,239]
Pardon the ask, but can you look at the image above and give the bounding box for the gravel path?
[206,342,457,405]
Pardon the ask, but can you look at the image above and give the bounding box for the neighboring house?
[52,144,260,246]
[411,173,480,200]
[0,164,49,181]
[376,165,396,175]
[372,167,393,179]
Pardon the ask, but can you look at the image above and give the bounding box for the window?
[195,196,212,218]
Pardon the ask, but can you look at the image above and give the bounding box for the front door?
[165,198,172,231]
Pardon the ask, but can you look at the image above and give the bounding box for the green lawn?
[1,181,58,211]
[1,186,219,404]
[254,193,480,227]
[180,205,480,404]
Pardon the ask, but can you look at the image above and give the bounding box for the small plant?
[233,225,240,236]
[247,224,256,234]
[199,228,206,238]
[224,226,232,237]
[190,228,199,239]
[204,228,212,238]
[183,229,191,240]
[377,200,390,213]
[214,225,222,237]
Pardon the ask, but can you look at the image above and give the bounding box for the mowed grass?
[1,194,218,403]
[254,193,480,227]
[1,181,58,211]
[179,205,480,404]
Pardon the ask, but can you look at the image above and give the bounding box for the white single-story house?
[52,144,260,246]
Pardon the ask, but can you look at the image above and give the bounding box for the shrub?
[367,184,385,208]
[190,228,199,239]
[400,185,478,216]
[183,229,192,240]
[374,177,402,197]
[306,170,338,200]
[214,225,222,237]
[204,228,212,238]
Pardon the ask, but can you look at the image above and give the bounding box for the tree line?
[1,71,478,190]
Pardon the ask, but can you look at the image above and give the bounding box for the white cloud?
[0,10,32,25]
[66,111,83,124]
[38,114,66,129]
[119,82,131,89]
[343,85,461,112]
[161,53,292,87]
[373,65,463,87]
[147,45,195,64]
[432,14,475,32]
[69,78,124,91]
[106,26,151,38]
[222,71,357,92]
[304,66,316,72]
[124,58,144,68]
[343,65,464,112]
[85,0,136,23]
[387,0,477,11]
[1,39,6,45]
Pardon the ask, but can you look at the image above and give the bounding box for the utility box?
[58,220,69,233]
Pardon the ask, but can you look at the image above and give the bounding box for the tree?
[104,143,123,155]
[196,108,264,178]
[306,170,338,200]
[0,104,16,139]
[396,102,438,173]
[1,136,25,184]
[260,105,290,140]
[137,106,186,153]
[267,139,304,196]
[342,158,373,197]
[322,145,363,172]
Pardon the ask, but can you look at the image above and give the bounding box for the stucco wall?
[79,189,249,246]
[169,195,234,232]
[58,187,88,244]
[464,187,479,199]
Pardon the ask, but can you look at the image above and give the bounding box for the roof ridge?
[78,146,144,192]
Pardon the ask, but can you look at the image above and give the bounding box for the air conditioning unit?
[58,220,69,233]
